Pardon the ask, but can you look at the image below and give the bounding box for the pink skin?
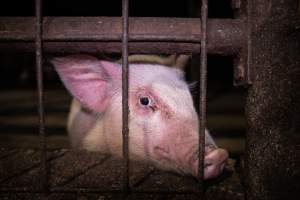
[52,55,229,180]
[204,147,228,179]
[131,86,228,179]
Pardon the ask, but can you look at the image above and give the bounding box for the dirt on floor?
[0,148,245,200]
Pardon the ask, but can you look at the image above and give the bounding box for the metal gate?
[0,0,299,199]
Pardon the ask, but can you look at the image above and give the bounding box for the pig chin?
[152,142,199,178]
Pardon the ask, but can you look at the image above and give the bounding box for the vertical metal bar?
[198,0,208,196]
[122,0,130,194]
[35,0,48,193]
[246,0,252,85]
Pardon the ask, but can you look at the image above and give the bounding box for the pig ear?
[51,55,120,113]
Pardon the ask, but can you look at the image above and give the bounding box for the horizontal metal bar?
[0,41,239,55]
[0,17,245,55]
[0,17,244,42]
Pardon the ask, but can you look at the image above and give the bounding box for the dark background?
[0,0,233,17]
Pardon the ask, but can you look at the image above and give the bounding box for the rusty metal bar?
[0,41,239,55]
[0,17,245,55]
[198,0,208,197]
[35,0,48,194]
[122,0,130,194]
[232,0,252,87]
[0,17,244,42]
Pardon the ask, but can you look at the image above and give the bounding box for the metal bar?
[198,0,208,197]
[0,17,245,53]
[0,41,240,55]
[35,0,48,194]
[0,17,244,42]
[232,0,252,87]
[121,0,130,194]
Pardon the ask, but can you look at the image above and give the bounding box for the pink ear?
[51,55,120,113]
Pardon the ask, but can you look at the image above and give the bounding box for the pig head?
[52,55,228,180]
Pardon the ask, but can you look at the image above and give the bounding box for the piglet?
[52,55,228,180]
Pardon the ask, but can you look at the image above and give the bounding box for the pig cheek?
[129,97,174,163]
[128,102,154,159]
[153,115,204,175]
[128,111,165,166]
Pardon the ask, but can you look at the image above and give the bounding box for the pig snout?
[203,147,228,179]
[151,128,228,180]
[153,143,228,180]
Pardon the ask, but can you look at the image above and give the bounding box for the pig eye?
[139,97,151,106]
